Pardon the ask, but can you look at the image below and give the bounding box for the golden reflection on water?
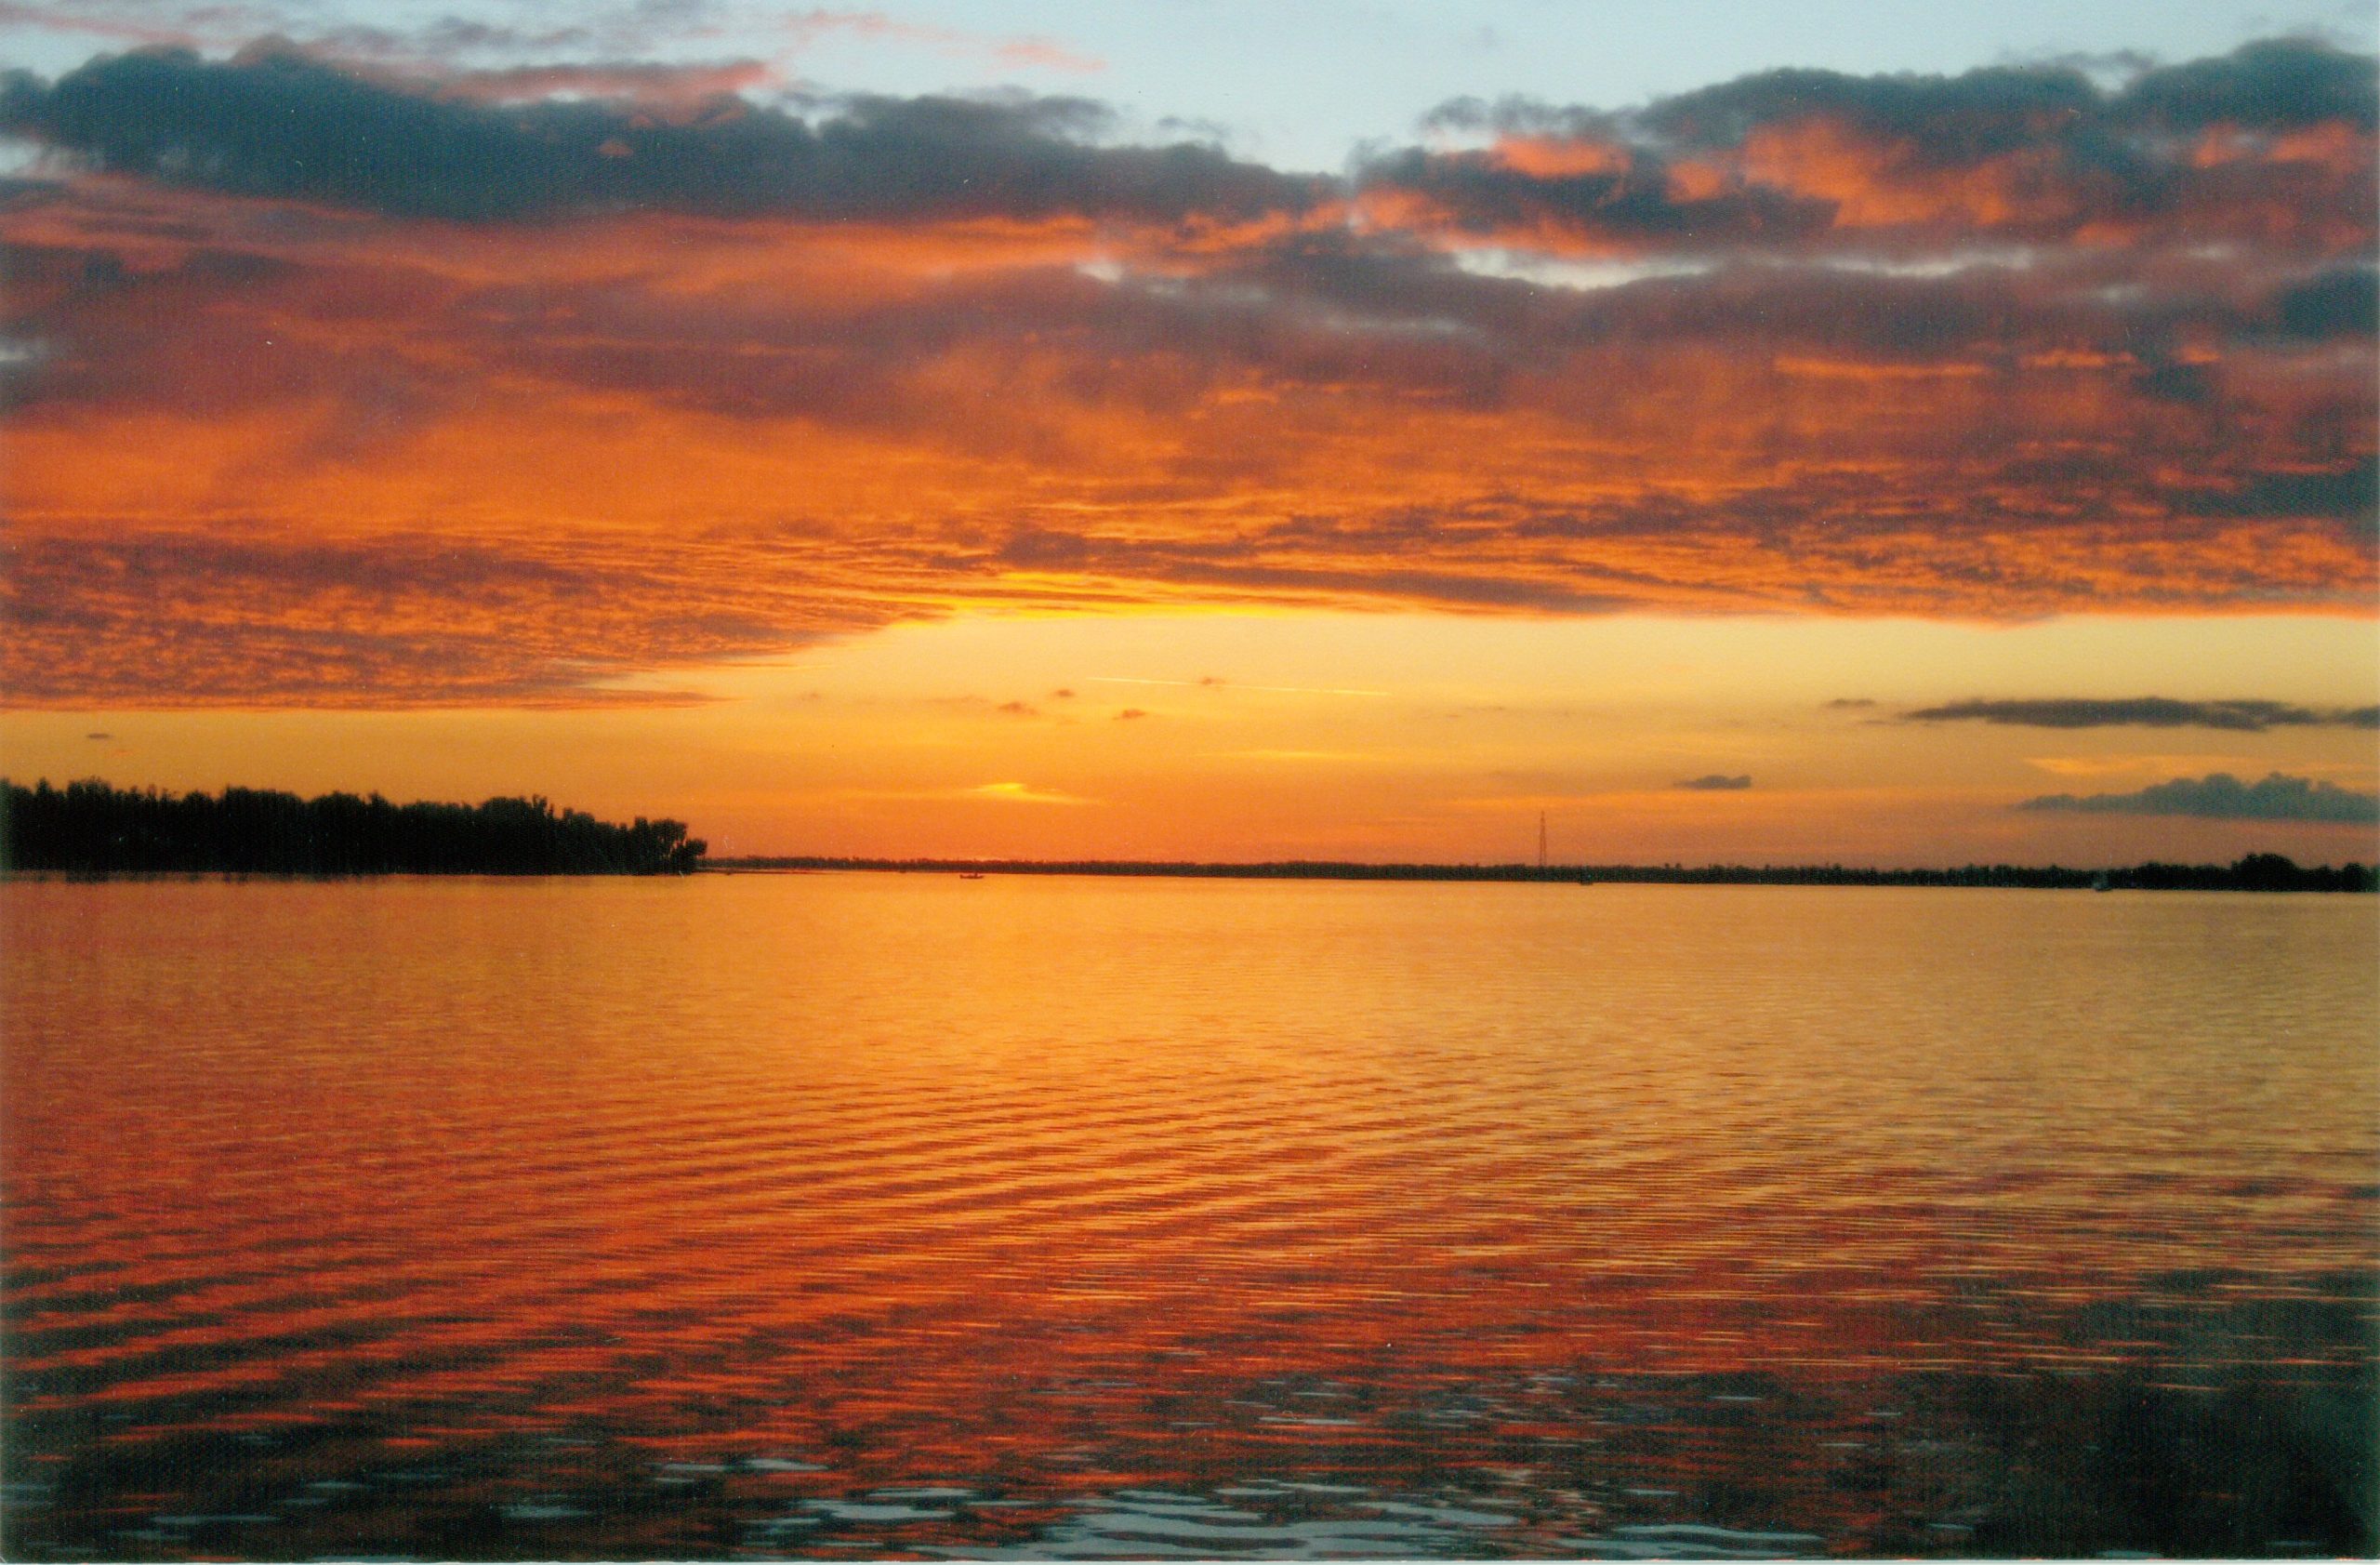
[4,876,2374,1558]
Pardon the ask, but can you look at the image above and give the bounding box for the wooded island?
[2,779,706,875]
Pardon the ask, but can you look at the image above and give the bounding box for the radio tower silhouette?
[1538,810,1548,874]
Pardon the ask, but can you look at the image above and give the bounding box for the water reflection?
[4,877,2373,1558]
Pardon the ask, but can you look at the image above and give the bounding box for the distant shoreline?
[707,855,2378,893]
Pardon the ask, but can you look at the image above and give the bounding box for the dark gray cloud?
[1904,697,2380,732]
[2113,37,2380,130]
[1825,697,1877,709]
[2273,267,2378,338]
[1420,95,1601,139]
[2020,771,2379,823]
[1636,40,2375,153]
[2170,458,2379,523]
[1639,60,2103,156]
[1375,39,2375,251]
[1354,141,1828,248]
[1437,39,2373,152]
[0,45,1318,222]
[1674,774,1752,790]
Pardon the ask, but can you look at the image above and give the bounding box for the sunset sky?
[3,0,2374,863]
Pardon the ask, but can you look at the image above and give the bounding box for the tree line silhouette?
[3,778,707,875]
[721,854,2375,892]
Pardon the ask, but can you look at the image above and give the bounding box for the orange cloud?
[1734,115,2079,232]
[1487,136,1634,179]
[1359,43,2375,258]
[2,42,2372,707]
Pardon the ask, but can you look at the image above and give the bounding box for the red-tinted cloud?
[1377,42,2375,257]
[1,40,2371,706]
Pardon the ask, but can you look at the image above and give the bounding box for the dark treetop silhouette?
[2,778,706,875]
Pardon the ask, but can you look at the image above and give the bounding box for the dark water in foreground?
[4,876,2373,1559]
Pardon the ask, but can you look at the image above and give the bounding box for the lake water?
[4,875,2373,1559]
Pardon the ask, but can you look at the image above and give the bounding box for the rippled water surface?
[5,875,2374,1558]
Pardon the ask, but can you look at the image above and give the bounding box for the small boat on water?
[959,872,985,881]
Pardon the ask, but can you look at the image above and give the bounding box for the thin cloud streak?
[1906,697,2380,731]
